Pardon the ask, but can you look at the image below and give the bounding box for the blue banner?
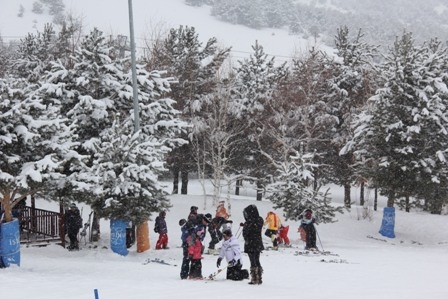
[0,218,21,267]
[379,207,396,238]
[110,219,128,256]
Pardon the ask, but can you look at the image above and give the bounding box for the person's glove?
[217,257,222,268]
[228,259,237,267]
[240,222,245,227]
[188,255,193,260]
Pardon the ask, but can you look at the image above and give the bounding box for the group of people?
[64,199,318,284]
[152,201,318,285]
[263,208,317,251]
[176,203,265,284]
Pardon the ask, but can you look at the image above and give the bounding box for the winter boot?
[248,267,257,285]
[257,267,263,285]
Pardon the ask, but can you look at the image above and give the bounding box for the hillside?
[3,180,448,299]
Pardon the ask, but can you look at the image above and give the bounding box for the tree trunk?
[374,188,378,211]
[181,170,188,195]
[344,183,351,208]
[405,195,410,212]
[172,167,179,194]
[387,191,395,208]
[235,179,241,196]
[360,181,365,206]
[256,180,263,201]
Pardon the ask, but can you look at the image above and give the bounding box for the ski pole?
[316,228,325,252]
[235,226,242,239]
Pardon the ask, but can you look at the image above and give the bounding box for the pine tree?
[146,25,230,194]
[0,77,68,223]
[324,26,378,208]
[266,150,343,223]
[230,40,288,200]
[90,116,171,224]
[344,32,448,212]
[39,28,188,221]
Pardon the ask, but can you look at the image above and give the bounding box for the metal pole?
[128,0,140,133]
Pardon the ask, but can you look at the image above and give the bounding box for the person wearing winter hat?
[179,219,194,279]
[298,209,317,250]
[215,200,230,220]
[206,214,226,255]
[216,229,249,280]
[187,226,204,279]
[241,204,264,285]
[154,211,169,250]
[64,203,83,250]
[188,206,199,224]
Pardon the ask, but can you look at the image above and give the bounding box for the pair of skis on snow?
[294,250,339,256]
[142,258,177,266]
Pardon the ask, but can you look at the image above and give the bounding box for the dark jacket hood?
[243,204,260,222]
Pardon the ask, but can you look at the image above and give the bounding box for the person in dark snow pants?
[241,204,264,285]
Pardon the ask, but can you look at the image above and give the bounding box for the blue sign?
[110,219,128,256]
[379,207,396,238]
[0,218,21,267]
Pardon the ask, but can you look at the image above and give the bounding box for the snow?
[3,180,448,299]
[1,1,447,298]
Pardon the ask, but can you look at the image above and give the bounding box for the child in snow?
[215,200,230,220]
[187,227,205,279]
[216,229,249,280]
[206,214,224,255]
[179,219,194,279]
[264,211,280,250]
[298,209,317,250]
[277,224,291,247]
[154,211,168,250]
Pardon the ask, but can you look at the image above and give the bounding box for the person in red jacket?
[277,224,291,247]
[187,227,204,279]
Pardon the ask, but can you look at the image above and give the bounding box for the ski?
[366,235,388,242]
[294,250,339,257]
[205,267,227,280]
[142,258,177,266]
[320,258,349,264]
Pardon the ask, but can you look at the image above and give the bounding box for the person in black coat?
[241,204,264,285]
[298,209,318,250]
[64,203,83,250]
[206,215,225,254]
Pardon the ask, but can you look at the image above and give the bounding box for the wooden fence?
[20,206,63,244]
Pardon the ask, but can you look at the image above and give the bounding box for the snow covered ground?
[3,180,448,299]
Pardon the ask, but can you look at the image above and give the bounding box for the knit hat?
[222,229,232,237]
[204,213,212,223]
[69,203,77,209]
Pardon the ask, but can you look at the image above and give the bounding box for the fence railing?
[20,206,63,244]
